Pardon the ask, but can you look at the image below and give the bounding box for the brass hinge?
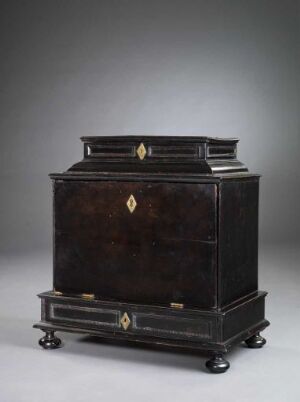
[170,302,184,309]
[81,293,95,300]
[53,290,63,296]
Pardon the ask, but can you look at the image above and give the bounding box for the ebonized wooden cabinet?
[34,136,269,373]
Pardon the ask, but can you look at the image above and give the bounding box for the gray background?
[0,0,299,254]
[0,1,299,401]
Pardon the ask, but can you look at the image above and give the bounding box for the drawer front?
[43,297,217,342]
[45,299,121,331]
[131,311,216,341]
[54,180,217,308]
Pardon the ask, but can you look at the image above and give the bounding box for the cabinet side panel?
[218,179,259,307]
[223,295,265,341]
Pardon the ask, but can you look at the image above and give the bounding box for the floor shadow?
[1,315,268,373]
[62,333,212,373]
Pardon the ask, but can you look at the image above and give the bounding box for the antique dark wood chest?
[34,136,269,373]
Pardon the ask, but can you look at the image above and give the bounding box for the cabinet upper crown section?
[55,136,249,176]
[82,136,239,161]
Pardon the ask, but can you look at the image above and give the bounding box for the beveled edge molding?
[49,303,121,328]
[131,312,213,340]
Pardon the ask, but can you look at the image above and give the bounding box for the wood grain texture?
[34,136,269,371]
[54,180,217,308]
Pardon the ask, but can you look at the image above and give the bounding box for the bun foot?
[206,353,230,374]
[39,330,62,349]
[245,333,266,348]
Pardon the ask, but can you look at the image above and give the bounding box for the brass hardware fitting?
[136,143,147,160]
[126,194,137,213]
[120,312,131,330]
[170,302,184,309]
[81,293,95,300]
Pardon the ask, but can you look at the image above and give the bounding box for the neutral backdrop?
[0,1,299,401]
[0,0,299,254]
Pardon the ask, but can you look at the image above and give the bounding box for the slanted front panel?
[54,180,217,308]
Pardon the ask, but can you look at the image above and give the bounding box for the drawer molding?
[132,312,213,340]
[49,303,121,329]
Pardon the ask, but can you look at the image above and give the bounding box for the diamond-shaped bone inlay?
[136,143,147,160]
[126,194,137,213]
[120,312,131,330]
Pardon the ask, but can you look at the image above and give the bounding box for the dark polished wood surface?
[35,136,269,373]
[56,135,248,175]
[218,179,259,306]
[34,290,268,353]
[54,180,217,308]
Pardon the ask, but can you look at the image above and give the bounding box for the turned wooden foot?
[206,353,230,374]
[245,332,266,348]
[39,330,62,349]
